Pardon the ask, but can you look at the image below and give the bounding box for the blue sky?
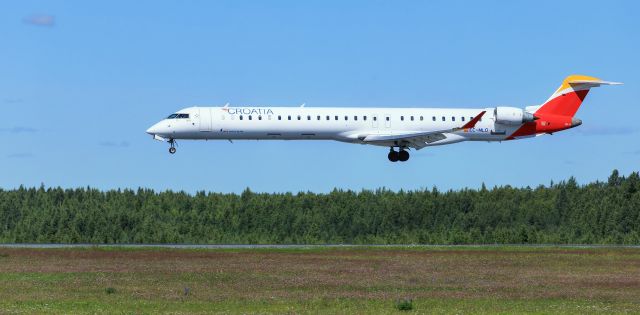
[1,0,638,193]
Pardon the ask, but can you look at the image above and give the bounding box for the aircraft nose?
[146,123,160,135]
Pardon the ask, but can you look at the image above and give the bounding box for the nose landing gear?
[388,147,410,162]
[168,139,177,154]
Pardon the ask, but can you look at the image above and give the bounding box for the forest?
[0,170,639,244]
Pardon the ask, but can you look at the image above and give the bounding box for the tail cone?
[571,118,582,128]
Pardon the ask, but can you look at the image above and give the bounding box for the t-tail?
[534,75,622,118]
[509,75,621,139]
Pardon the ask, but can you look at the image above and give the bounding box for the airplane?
[146,75,621,162]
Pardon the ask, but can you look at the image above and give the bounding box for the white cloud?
[23,14,55,27]
[3,98,23,104]
[99,141,130,148]
[575,125,635,136]
[7,152,34,159]
[0,126,37,133]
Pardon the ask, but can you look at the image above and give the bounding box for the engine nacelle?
[494,107,536,125]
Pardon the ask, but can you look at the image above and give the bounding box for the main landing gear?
[168,139,177,154]
[388,147,410,162]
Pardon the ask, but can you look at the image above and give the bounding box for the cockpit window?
[167,113,190,119]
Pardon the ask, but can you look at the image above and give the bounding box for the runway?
[1,243,639,249]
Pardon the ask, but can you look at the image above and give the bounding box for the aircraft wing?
[363,132,447,149]
[362,111,486,150]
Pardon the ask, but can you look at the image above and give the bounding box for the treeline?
[0,170,639,244]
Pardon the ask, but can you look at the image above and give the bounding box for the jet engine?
[494,107,537,125]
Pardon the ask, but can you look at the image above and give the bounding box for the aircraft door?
[372,114,378,128]
[199,108,212,131]
[384,114,391,128]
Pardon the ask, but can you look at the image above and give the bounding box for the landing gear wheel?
[398,150,410,162]
[168,139,177,154]
[388,150,399,162]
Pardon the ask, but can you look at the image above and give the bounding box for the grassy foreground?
[0,246,639,314]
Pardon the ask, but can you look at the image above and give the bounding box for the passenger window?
[288,115,291,120]
[363,116,367,121]
[461,117,465,122]
[354,116,357,121]
[248,115,252,120]
[442,116,445,121]
[452,116,455,121]
[432,116,436,121]
[410,116,414,121]
[386,117,390,121]
[317,115,321,120]
[297,115,301,120]
[307,115,311,120]
[373,116,377,121]
[401,116,404,121]
[258,115,262,120]
[326,115,330,120]
[239,115,243,120]
[278,115,281,120]
[420,116,423,121]
[344,116,348,121]
[335,116,338,120]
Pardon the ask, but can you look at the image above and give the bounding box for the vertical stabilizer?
[535,75,621,117]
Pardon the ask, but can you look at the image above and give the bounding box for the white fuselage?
[146,106,524,148]
[145,75,618,160]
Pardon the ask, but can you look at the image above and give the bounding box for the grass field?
[0,246,639,314]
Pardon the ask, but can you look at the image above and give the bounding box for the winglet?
[460,111,486,129]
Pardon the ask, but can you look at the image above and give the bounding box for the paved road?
[1,244,639,249]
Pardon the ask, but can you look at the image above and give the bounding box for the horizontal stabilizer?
[568,79,623,86]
